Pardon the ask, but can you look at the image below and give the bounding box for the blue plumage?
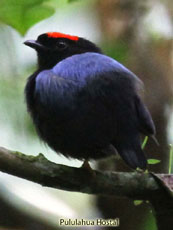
[35,52,141,112]
[52,52,134,80]
[36,52,137,92]
[25,33,156,170]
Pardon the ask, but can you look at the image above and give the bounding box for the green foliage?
[141,137,161,165]
[102,41,129,64]
[141,136,148,149]
[134,200,143,206]
[142,210,157,230]
[0,0,55,35]
[147,159,161,165]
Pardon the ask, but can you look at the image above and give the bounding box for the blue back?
[52,52,136,82]
[35,52,140,109]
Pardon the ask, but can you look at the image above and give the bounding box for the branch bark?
[0,146,173,229]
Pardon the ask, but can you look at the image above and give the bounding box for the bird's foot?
[81,160,92,170]
[81,160,96,177]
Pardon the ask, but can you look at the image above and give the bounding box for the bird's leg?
[81,160,92,170]
[81,160,96,177]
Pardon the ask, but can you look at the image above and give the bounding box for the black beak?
[24,40,47,51]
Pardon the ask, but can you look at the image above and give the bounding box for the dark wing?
[135,95,155,136]
[85,67,152,169]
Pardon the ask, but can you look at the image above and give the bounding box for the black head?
[24,32,102,70]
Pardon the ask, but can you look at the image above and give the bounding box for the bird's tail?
[116,135,147,170]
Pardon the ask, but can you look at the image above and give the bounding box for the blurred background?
[0,0,172,229]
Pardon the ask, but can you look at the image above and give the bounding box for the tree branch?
[0,146,173,230]
[0,146,159,198]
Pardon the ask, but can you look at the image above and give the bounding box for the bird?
[24,32,156,170]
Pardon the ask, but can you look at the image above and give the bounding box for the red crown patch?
[47,32,79,41]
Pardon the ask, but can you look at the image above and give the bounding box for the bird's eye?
[56,41,68,50]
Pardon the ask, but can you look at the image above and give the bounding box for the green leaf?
[0,0,55,35]
[141,136,148,149]
[134,200,143,206]
[147,159,161,165]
